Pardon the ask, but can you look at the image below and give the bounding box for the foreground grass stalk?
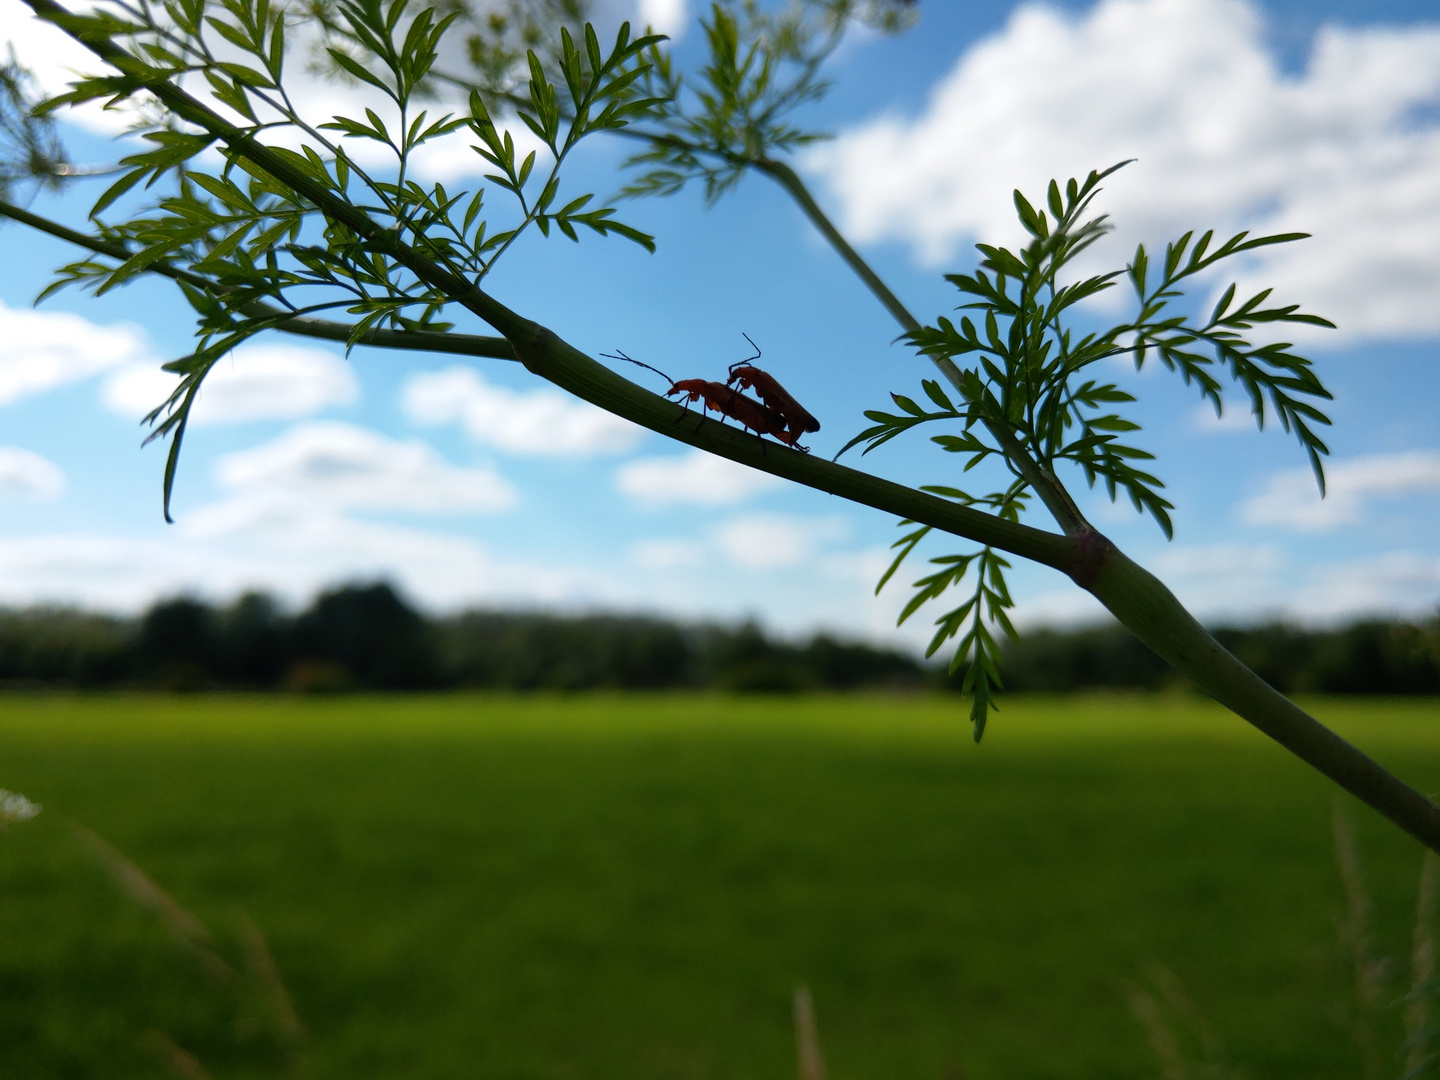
[1407,852,1438,1077]
[793,986,828,1080]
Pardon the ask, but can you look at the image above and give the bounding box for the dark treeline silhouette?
[1000,618,1440,695]
[0,583,926,692]
[0,582,1436,694]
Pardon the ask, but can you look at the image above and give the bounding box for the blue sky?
[0,0,1438,652]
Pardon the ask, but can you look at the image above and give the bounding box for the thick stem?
[0,63,1071,574]
[505,320,1076,572]
[757,157,1440,853]
[27,3,1440,852]
[1079,530,1440,852]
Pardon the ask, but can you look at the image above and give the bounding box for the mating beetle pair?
[606,335,820,452]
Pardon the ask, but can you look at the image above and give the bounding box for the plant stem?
[1085,533,1440,851]
[0,199,517,361]
[753,158,1440,852]
[17,0,1080,573]
[754,156,1092,536]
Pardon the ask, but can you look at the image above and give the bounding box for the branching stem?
[0,198,516,360]
[744,159,1440,853]
[21,0,1440,854]
[753,156,1092,535]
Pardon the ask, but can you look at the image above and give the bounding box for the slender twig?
[751,154,1092,535]
[0,198,517,360]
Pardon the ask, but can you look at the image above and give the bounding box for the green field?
[2,693,1438,1079]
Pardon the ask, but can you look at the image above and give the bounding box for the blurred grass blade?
[1143,961,1225,1067]
[144,1030,212,1080]
[1407,850,1439,1078]
[73,824,234,982]
[1127,979,1188,1080]
[1333,796,1386,1080]
[794,984,828,1080]
[237,908,306,1048]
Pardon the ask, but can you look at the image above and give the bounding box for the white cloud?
[102,343,359,424]
[715,513,847,569]
[0,533,250,611]
[164,420,516,547]
[1190,399,1257,434]
[1149,542,1282,579]
[0,0,142,136]
[1287,551,1440,621]
[631,537,706,569]
[3,0,546,179]
[1143,542,1288,615]
[193,421,516,524]
[637,0,688,38]
[807,0,1440,342]
[404,366,643,457]
[1241,450,1440,531]
[633,523,870,578]
[0,300,149,405]
[0,523,622,614]
[615,448,781,505]
[0,447,65,500]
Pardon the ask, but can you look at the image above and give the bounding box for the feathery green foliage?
[31,0,662,517]
[835,163,1333,736]
[620,1,916,202]
[0,47,68,198]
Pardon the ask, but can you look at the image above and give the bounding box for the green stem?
[505,321,1077,572]
[753,157,916,330]
[18,0,1074,573]
[753,159,1440,853]
[753,156,1092,536]
[1082,534,1440,852]
[0,199,517,361]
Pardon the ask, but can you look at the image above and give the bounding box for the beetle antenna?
[730,332,762,374]
[602,349,674,387]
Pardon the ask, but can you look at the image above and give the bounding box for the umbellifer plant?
[2,0,1436,851]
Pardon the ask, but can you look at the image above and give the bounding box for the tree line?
[1002,619,1440,695]
[0,582,1435,695]
[0,583,925,692]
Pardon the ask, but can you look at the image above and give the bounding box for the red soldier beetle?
[602,350,790,443]
[726,334,820,449]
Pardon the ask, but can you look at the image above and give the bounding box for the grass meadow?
[2,692,1438,1079]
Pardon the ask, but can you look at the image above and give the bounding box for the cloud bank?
[103,343,360,425]
[615,449,782,505]
[807,0,1440,342]
[0,301,149,405]
[1241,451,1440,531]
[404,366,644,456]
[187,421,517,535]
